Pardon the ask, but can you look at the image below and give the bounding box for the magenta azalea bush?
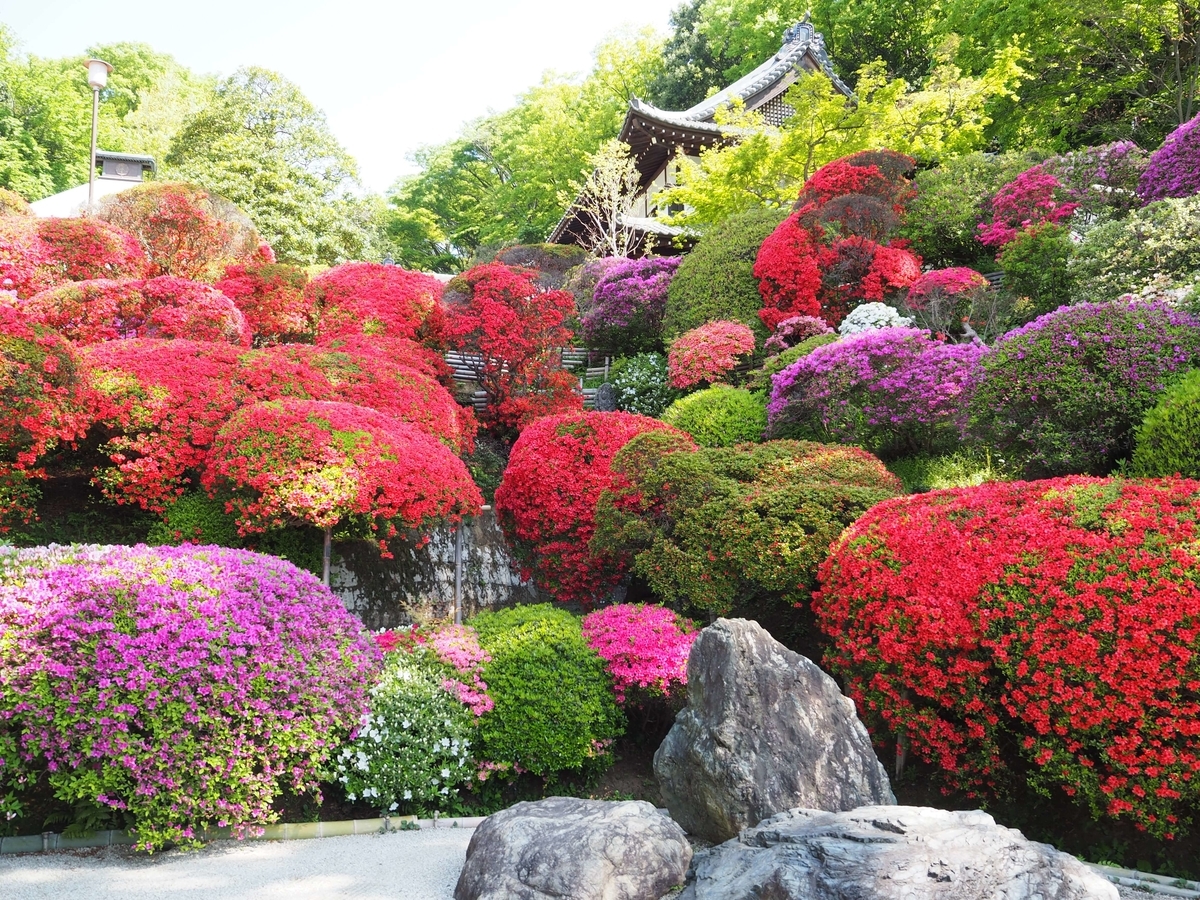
[978,166,1079,249]
[1138,114,1200,203]
[581,257,681,353]
[0,544,378,850]
[581,604,697,705]
[768,327,988,459]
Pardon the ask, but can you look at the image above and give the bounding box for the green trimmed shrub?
[1131,369,1200,477]
[610,352,677,417]
[146,493,240,547]
[663,208,785,344]
[887,449,1015,492]
[997,223,1076,322]
[471,604,623,777]
[746,333,839,392]
[661,385,767,447]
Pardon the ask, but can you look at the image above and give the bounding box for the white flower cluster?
[838,302,914,336]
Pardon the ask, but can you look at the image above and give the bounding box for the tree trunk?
[322,525,332,587]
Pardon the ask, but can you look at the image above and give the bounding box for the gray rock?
[654,617,894,842]
[593,382,618,412]
[454,796,691,900]
[679,805,1119,900]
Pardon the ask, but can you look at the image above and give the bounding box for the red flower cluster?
[310,262,443,344]
[0,216,147,298]
[215,263,313,344]
[815,476,1200,837]
[494,411,686,605]
[667,320,756,390]
[20,276,250,346]
[203,399,481,555]
[755,151,922,328]
[443,263,580,434]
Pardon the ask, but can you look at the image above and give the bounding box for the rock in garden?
[654,617,894,842]
[679,805,1118,900]
[453,796,691,900]
[593,382,618,412]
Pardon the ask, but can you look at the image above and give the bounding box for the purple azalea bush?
[0,544,379,851]
[970,300,1200,476]
[767,326,988,459]
[1138,114,1200,203]
[581,256,681,353]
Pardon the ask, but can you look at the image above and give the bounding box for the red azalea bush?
[581,604,696,705]
[96,182,262,282]
[754,215,824,331]
[667,320,756,390]
[815,476,1200,838]
[137,276,251,345]
[35,217,148,283]
[0,216,53,298]
[978,166,1080,249]
[443,263,580,434]
[310,263,443,344]
[795,150,917,211]
[203,399,482,555]
[493,411,690,606]
[215,263,313,344]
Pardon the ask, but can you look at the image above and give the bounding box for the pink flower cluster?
[429,625,494,716]
[581,604,697,704]
[667,320,756,390]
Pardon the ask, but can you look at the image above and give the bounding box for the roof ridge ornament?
[782,14,813,48]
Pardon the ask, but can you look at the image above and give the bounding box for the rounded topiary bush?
[1131,369,1200,477]
[970,300,1200,477]
[815,476,1200,838]
[661,384,767,447]
[0,544,379,849]
[310,262,443,343]
[494,411,691,606]
[667,320,756,390]
[663,207,785,344]
[471,604,622,777]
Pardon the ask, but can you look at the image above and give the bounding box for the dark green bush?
[660,384,767,447]
[1131,369,1200,477]
[610,352,677,417]
[663,208,785,344]
[472,604,623,777]
[146,493,240,547]
[998,223,1077,322]
[899,151,1047,269]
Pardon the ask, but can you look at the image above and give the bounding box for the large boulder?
[654,617,894,842]
[454,796,692,900]
[679,805,1119,899]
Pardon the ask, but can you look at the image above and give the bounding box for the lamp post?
[84,59,112,215]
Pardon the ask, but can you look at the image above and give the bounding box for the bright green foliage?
[471,604,623,777]
[1131,370,1200,477]
[658,49,1024,228]
[663,207,785,343]
[331,651,474,814]
[1070,196,1200,303]
[998,223,1077,321]
[593,436,902,613]
[746,334,839,392]
[610,352,677,417]
[887,449,1015,491]
[899,151,1047,268]
[164,67,377,266]
[661,385,767,447]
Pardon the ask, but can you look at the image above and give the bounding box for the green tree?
[164,67,378,266]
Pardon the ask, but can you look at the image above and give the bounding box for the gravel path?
[0,828,475,900]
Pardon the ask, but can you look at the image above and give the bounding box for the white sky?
[3,0,684,193]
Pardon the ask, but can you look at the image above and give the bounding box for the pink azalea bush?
[0,544,378,850]
[428,624,494,717]
[1138,114,1200,203]
[667,320,756,390]
[582,604,697,704]
[763,314,833,354]
[978,167,1079,249]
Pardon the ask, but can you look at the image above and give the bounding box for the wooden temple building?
[548,21,852,253]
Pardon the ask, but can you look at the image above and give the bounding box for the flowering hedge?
[581,256,680,353]
[768,327,988,460]
[0,217,147,298]
[203,399,481,555]
[494,411,690,606]
[970,300,1200,476]
[667,320,756,390]
[1138,113,1200,203]
[215,263,313,344]
[815,476,1200,837]
[443,263,580,434]
[977,165,1079,249]
[593,435,901,614]
[581,604,696,705]
[0,544,378,850]
[310,262,443,344]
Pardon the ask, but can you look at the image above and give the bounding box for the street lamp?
[84,58,112,215]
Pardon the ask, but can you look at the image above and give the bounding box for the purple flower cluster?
[581,257,681,353]
[1138,114,1200,203]
[971,299,1200,476]
[768,327,988,458]
[0,544,379,851]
